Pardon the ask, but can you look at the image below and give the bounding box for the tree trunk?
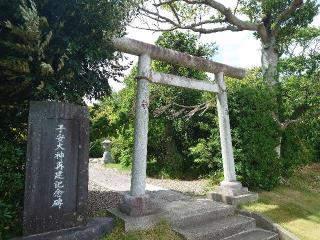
[261,37,279,86]
[276,135,282,159]
[261,36,282,157]
[164,123,180,161]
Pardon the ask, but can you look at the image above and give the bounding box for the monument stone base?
[14,217,114,240]
[208,181,258,206]
[118,194,160,217]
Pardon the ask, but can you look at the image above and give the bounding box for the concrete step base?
[208,192,258,206]
[222,228,279,240]
[174,215,256,240]
[109,199,235,232]
[166,199,235,228]
[108,194,279,240]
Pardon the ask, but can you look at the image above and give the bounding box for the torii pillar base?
[118,194,160,217]
[208,181,258,207]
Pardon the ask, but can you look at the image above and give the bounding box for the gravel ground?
[146,177,209,196]
[88,159,209,216]
[88,180,122,217]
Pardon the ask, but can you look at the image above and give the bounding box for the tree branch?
[168,3,181,25]
[140,0,259,34]
[138,7,241,33]
[273,0,304,36]
[193,0,259,31]
[275,0,303,26]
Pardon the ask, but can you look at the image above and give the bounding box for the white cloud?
[312,15,320,26]
[200,31,261,68]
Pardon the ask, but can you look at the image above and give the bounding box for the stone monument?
[19,101,114,240]
[102,139,114,164]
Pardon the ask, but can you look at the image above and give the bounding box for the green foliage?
[279,73,320,174]
[0,0,134,104]
[279,27,320,77]
[111,126,135,167]
[239,0,319,53]
[90,69,137,165]
[227,70,281,190]
[89,139,104,158]
[0,137,25,239]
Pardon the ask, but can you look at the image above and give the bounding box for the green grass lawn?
[242,163,320,240]
[104,163,131,173]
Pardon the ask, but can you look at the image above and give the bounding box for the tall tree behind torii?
[137,0,319,157]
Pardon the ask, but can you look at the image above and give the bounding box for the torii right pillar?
[208,72,258,206]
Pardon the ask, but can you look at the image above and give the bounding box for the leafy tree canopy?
[0,0,135,105]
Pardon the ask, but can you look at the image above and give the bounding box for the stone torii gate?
[112,37,256,216]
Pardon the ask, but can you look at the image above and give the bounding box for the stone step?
[222,228,279,240]
[208,192,258,206]
[173,215,256,240]
[164,199,235,228]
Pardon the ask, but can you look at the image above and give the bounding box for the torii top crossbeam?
[113,37,245,79]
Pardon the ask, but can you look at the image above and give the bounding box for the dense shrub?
[89,139,104,158]
[0,138,25,239]
[227,70,281,190]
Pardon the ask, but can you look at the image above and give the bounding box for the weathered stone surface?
[174,215,256,240]
[119,194,160,217]
[218,181,248,196]
[238,210,298,240]
[222,229,279,240]
[130,54,151,197]
[107,185,278,239]
[151,71,219,93]
[23,101,89,236]
[109,208,167,232]
[14,217,114,240]
[208,192,258,206]
[208,181,258,206]
[216,72,237,183]
[112,37,246,79]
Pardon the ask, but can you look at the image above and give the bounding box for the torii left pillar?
[119,54,158,216]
